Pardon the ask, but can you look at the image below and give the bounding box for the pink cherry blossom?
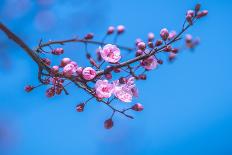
[82,67,96,80]
[141,56,158,70]
[99,44,121,63]
[113,77,136,102]
[63,63,76,77]
[95,80,114,99]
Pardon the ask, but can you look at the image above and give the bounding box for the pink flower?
[113,77,136,102]
[63,63,77,77]
[82,67,96,80]
[141,56,158,70]
[95,80,114,98]
[99,44,121,63]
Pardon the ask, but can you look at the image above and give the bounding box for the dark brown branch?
[36,38,134,51]
[0,23,49,71]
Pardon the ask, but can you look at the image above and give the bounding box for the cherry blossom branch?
[0,4,208,129]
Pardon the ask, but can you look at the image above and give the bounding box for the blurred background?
[0,0,231,155]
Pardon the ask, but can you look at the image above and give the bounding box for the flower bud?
[139,74,147,80]
[195,4,201,13]
[84,33,94,40]
[169,52,177,61]
[24,85,34,92]
[105,73,112,80]
[172,48,179,54]
[51,48,64,55]
[148,32,155,41]
[131,103,144,111]
[117,25,125,34]
[186,14,193,25]
[148,42,154,48]
[76,67,83,75]
[104,118,113,129]
[113,67,121,73]
[46,87,55,98]
[76,103,85,112]
[119,77,127,84]
[135,38,142,45]
[136,49,143,57]
[157,59,163,64]
[155,40,163,46]
[168,31,177,40]
[107,26,115,34]
[51,65,59,74]
[137,42,146,50]
[60,58,71,67]
[164,45,172,52]
[196,10,208,18]
[41,58,51,66]
[160,28,169,41]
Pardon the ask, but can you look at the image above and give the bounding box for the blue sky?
[0,0,231,155]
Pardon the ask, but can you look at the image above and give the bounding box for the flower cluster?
[0,4,208,129]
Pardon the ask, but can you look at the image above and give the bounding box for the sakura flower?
[63,63,77,77]
[82,67,96,80]
[99,44,121,63]
[113,77,136,103]
[95,80,114,99]
[141,56,158,70]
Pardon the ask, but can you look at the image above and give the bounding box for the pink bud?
[107,26,115,34]
[119,77,127,84]
[24,85,34,92]
[169,52,177,61]
[51,65,59,74]
[76,103,85,112]
[82,67,96,80]
[51,48,64,55]
[139,74,147,80]
[84,33,94,40]
[172,48,179,54]
[117,25,125,34]
[196,10,208,18]
[186,14,193,25]
[41,58,51,66]
[113,67,121,73]
[104,118,113,129]
[135,38,142,45]
[164,45,172,52]
[148,42,154,48]
[105,73,112,80]
[155,40,163,46]
[76,67,83,75]
[132,103,144,111]
[60,58,71,67]
[168,31,177,40]
[195,4,201,12]
[46,87,55,98]
[160,28,169,41]
[137,42,146,50]
[157,59,163,64]
[187,10,194,17]
[148,32,155,41]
